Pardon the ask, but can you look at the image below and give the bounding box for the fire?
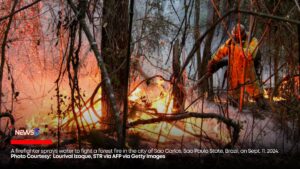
[128,87,142,101]
[82,109,100,126]
[65,92,103,130]
[25,88,103,137]
[24,77,231,145]
[263,89,286,101]
[149,92,174,114]
[25,78,177,136]
[128,78,174,114]
[126,81,231,144]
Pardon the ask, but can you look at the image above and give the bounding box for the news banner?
[9,148,279,160]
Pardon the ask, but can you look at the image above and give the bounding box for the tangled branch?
[127,111,241,148]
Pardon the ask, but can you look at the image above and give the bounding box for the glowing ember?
[263,89,286,101]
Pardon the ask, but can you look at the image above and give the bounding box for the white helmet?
[231,24,246,40]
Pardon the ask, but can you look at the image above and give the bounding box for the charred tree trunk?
[199,4,217,98]
[122,0,134,148]
[172,0,192,113]
[67,0,124,145]
[298,24,300,136]
[172,40,185,113]
[274,44,279,94]
[101,0,129,130]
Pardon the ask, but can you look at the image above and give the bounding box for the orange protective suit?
[210,35,263,99]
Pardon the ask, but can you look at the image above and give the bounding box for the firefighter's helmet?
[231,24,246,41]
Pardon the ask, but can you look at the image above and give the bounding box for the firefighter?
[207,23,266,109]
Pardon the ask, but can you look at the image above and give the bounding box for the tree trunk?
[199,3,217,98]
[101,0,129,130]
[274,34,279,95]
[194,0,201,94]
[172,40,185,113]
[67,0,124,145]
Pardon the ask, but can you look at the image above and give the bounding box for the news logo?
[34,128,40,136]
[14,128,40,136]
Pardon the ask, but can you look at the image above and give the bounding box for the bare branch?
[294,0,300,12]
[127,111,241,148]
[0,0,42,23]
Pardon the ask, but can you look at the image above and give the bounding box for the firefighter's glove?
[207,60,218,76]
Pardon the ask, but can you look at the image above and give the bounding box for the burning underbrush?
[11,75,298,152]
